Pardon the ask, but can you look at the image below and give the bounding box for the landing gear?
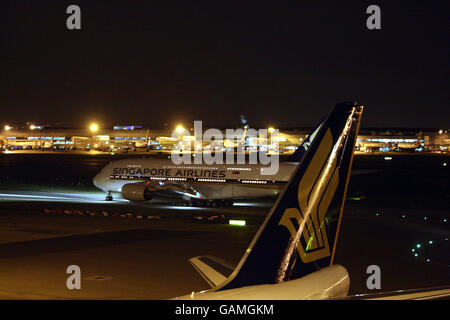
[224,199,234,207]
[186,199,203,207]
[186,199,196,207]
[105,191,113,201]
[212,200,234,207]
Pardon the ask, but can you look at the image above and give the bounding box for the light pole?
[89,123,99,150]
[90,123,99,133]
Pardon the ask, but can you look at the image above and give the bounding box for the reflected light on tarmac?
[164,206,205,211]
[0,191,215,211]
[0,193,75,200]
[233,201,272,207]
[0,191,115,204]
[0,190,273,212]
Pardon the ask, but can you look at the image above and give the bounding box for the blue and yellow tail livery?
[177,102,450,299]
[177,102,364,299]
[217,101,363,290]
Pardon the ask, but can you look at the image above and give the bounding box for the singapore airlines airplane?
[93,116,323,206]
[173,102,450,300]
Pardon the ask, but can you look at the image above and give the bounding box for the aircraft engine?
[121,183,153,201]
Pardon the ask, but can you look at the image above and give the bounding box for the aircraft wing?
[189,255,235,288]
[343,286,450,300]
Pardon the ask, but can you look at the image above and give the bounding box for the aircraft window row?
[109,175,187,182]
[196,178,226,183]
[226,167,252,171]
[109,175,140,179]
[150,176,188,181]
[163,165,219,170]
[109,174,278,184]
[241,180,268,184]
[167,177,188,181]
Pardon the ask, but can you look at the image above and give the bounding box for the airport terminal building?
[0,124,448,154]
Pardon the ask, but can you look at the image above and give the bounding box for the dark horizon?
[1,1,449,128]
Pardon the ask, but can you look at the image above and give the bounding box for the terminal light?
[90,123,99,133]
[4,125,12,131]
[176,124,185,133]
[268,127,275,134]
[29,125,43,130]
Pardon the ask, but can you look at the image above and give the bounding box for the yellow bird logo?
[278,129,339,263]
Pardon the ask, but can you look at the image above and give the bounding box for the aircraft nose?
[93,173,103,190]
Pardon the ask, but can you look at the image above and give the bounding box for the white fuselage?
[174,265,350,300]
[93,158,297,200]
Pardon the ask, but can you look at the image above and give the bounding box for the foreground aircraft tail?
[287,118,324,162]
[214,101,363,290]
[177,102,363,299]
[180,102,449,299]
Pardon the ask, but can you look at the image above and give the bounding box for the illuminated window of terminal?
[113,126,142,131]
[363,138,417,143]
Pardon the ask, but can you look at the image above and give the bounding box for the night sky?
[1,1,448,128]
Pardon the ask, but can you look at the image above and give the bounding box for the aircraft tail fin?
[287,119,324,162]
[214,101,363,291]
